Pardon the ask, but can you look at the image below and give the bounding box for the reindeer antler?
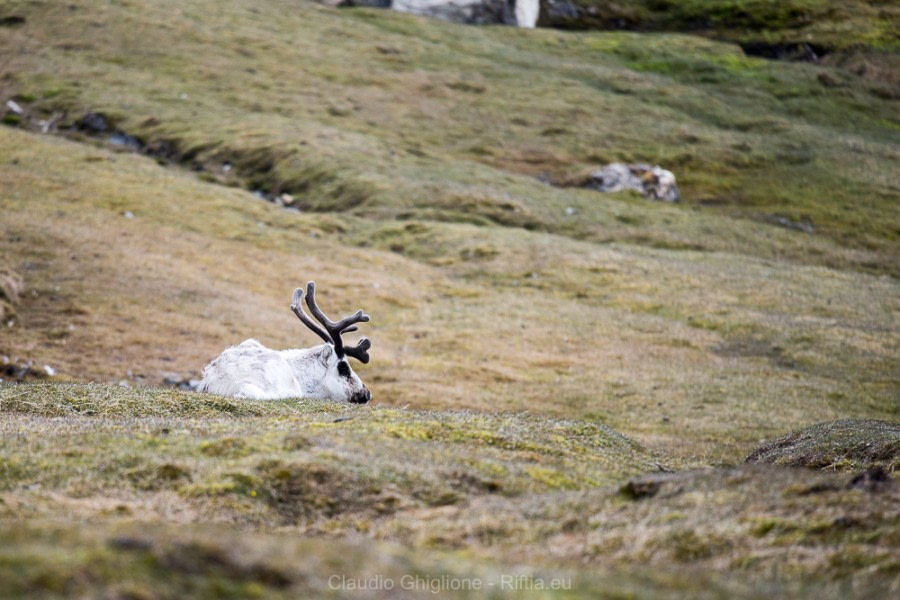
[344,337,372,364]
[290,282,371,363]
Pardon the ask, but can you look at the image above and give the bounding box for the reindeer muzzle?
[349,388,371,405]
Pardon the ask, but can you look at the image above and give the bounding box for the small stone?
[77,112,109,134]
[109,535,154,551]
[620,478,662,499]
[5,100,23,114]
[109,131,142,150]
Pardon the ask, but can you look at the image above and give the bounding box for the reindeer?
[199,282,372,403]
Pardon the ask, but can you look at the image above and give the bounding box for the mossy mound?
[745,419,900,472]
[539,0,900,58]
[0,383,662,526]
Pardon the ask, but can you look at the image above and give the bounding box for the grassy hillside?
[539,0,900,55]
[0,0,897,597]
[1,1,898,271]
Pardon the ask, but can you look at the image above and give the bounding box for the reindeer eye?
[337,361,351,379]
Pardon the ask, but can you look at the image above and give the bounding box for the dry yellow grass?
[0,1,898,596]
[2,126,896,466]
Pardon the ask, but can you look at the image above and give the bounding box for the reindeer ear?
[317,344,336,366]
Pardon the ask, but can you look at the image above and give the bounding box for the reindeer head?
[290,282,372,404]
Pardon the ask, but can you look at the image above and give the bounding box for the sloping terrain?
[1,1,897,271]
[1,385,897,599]
[0,0,897,597]
[539,0,899,57]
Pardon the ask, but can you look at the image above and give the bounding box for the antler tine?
[344,338,372,364]
[290,287,332,345]
[304,281,371,360]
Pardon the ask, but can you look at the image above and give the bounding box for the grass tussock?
[0,382,302,418]
[745,419,900,472]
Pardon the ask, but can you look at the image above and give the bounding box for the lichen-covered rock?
[334,0,540,27]
[587,162,680,202]
[506,0,539,27]
[76,112,111,134]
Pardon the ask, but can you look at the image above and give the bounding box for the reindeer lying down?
[199,282,372,403]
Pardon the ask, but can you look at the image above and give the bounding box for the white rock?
[392,0,538,27]
[588,163,680,202]
[508,0,539,27]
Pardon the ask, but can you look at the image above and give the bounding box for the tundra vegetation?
[0,1,897,598]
